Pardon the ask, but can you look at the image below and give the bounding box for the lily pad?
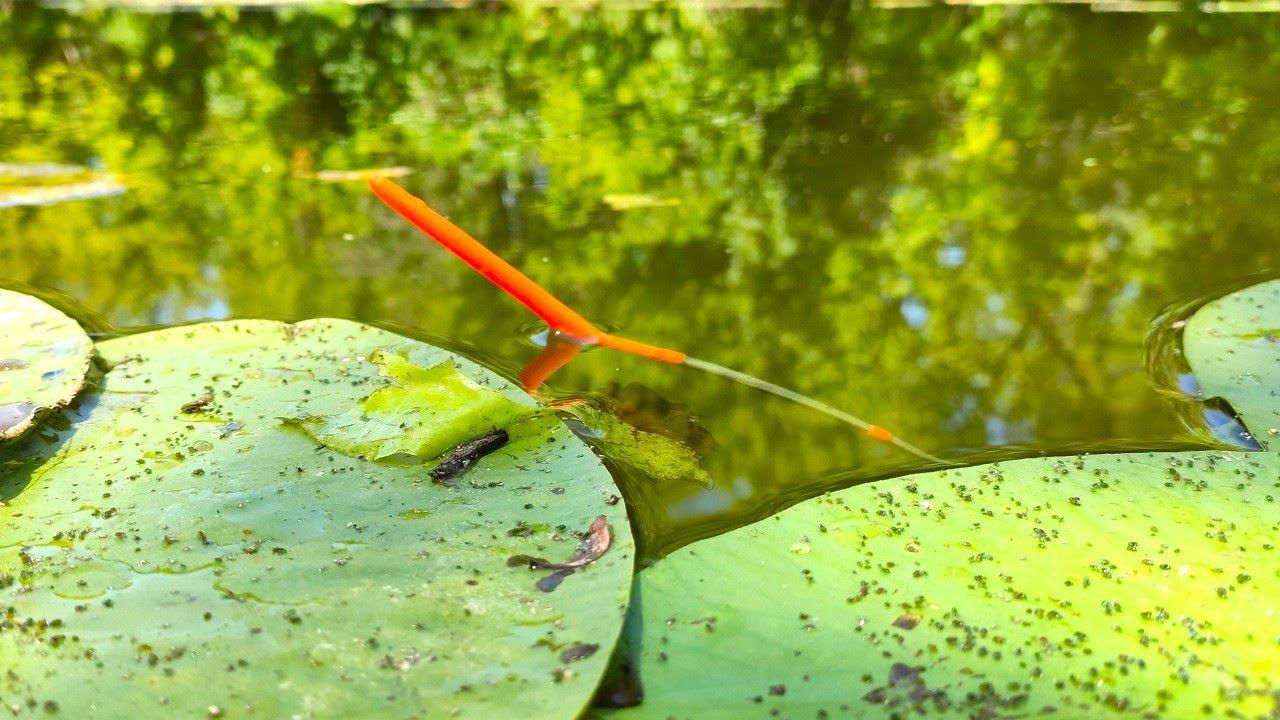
[0,319,633,718]
[0,288,93,440]
[608,450,1280,719]
[1184,278,1280,449]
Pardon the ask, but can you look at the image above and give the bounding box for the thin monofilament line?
[683,356,948,465]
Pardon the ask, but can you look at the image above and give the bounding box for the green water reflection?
[3,3,1279,558]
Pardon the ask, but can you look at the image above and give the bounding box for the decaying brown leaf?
[508,515,612,591]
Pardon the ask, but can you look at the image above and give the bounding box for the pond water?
[3,3,1279,560]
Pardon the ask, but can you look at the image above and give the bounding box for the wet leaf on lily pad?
[0,319,633,719]
[0,288,93,440]
[1184,277,1280,449]
[607,451,1280,719]
[287,349,537,463]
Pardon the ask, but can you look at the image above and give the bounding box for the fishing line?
[683,356,946,464]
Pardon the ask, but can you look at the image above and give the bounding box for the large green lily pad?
[608,450,1280,719]
[1184,278,1280,450]
[0,288,93,441]
[0,319,633,718]
[607,277,1280,719]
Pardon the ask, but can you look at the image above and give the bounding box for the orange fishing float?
[368,176,941,463]
[517,336,583,394]
[369,177,601,343]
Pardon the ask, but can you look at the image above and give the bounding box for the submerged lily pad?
[1184,278,1280,449]
[608,451,1280,719]
[558,400,712,488]
[0,319,633,718]
[0,288,93,440]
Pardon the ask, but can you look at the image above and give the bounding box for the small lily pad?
[607,450,1280,719]
[0,288,93,440]
[1184,278,1280,449]
[0,319,633,718]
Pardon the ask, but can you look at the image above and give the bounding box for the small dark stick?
[429,429,509,483]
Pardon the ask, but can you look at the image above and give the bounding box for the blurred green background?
[2,1,1278,558]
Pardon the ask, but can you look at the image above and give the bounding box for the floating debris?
[862,663,943,708]
[892,612,920,630]
[429,429,509,482]
[181,386,215,414]
[0,162,89,177]
[601,193,680,211]
[0,171,126,209]
[559,643,599,663]
[306,167,414,183]
[508,515,612,592]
